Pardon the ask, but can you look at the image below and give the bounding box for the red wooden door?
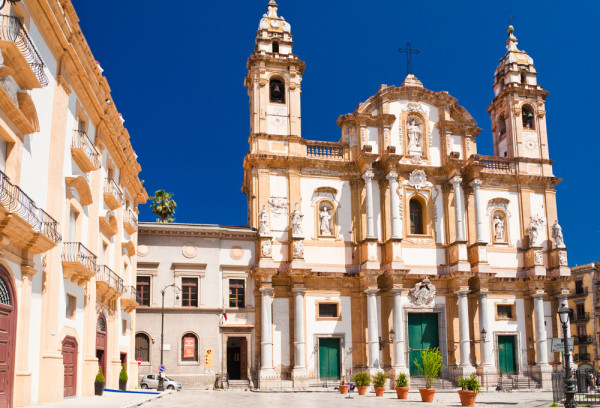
[62,337,78,397]
[240,337,248,380]
[0,269,16,408]
[96,315,107,376]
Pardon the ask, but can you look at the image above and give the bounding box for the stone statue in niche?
[258,205,270,235]
[261,240,272,257]
[407,117,422,152]
[493,213,505,241]
[290,202,303,235]
[552,220,565,248]
[319,203,333,236]
[293,240,304,258]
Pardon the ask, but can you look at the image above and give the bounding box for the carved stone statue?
[408,277,436,308]
[528,215,545,247]
[493,214,505,241]
[293,240,304,258]
[407,118,422,151]
[559,250,568,266]
[261,240,272,257]
[319,204,332,236]
[534,250,543,265]
[258,205,270,235]
[290,202,304,235]
[552,220,565,248]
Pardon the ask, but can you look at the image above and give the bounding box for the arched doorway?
[62,336,78,397]
[96,314,107,378]
[0,265,17,408]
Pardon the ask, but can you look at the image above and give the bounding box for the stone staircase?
[497,374,540,390]
[409,377,455,389]
[227,379,252,390]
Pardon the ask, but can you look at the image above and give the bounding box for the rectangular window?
[576,303,585,319]
[497,305,513,319]
[318,303,339,319]
[66,294,76,319]
[182,278,198,307]
[136,276,151,306]
[575,280,584,294]
[578,325,587,338]
[229,279,245,308]
[122,319,127,335]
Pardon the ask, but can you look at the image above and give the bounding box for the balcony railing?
[575,312,591,322]
[0,14,48,86]
[121,284,138,311]
[72,130,101,171]
[571,288,589,299]
[104,178,124,210]
[61,242,97,274]
[0,170,61,244]
[96,265,124,294]
[306,142,344,160]
[471,155,516,175]
[123,208,138,235]
[574,353,591,361]
[574,336,593,345]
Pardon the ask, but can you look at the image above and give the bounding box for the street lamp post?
[558,305,576,408]
[158,283,180,392]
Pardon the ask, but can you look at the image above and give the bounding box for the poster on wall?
[183,337,195,358]
[205,348,214,369]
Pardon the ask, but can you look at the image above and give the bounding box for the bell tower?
[244,1,305,138]
[487,26,550,160]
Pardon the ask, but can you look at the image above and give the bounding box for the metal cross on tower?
[398,43,420,76]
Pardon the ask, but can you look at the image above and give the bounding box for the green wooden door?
[318,338,340,380]
[408,313,440,375]
[498,335,516,374]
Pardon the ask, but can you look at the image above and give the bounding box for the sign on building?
[205,348,214,369]
[551,337,574,353]
[183,336,195,359]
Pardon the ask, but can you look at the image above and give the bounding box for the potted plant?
[372,371,387,396]
[414,347,445,402]
[94,365,105,396]
[395,372,409,399]
[339,375,350,394]
[457,374,480,407]
[352,372,371,395]
[119,363,128,391]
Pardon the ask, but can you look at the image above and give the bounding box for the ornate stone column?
[259,286,276,378]
[291,288,308,382]
[470,179,486,243]
[391,288,408,373]
[532,291,552,387]
[456,289,475,374]
[387,171,401,239]
[451,176,466,242]
[366,288,380,370]
[363,169,376,239]
[478,290,494,371]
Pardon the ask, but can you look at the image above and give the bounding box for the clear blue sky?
[73,1,600,266]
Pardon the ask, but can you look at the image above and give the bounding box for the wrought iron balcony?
[120,285,138,312]
[61,242,97,284]
[71,130,101,172]
[575,312,591,322]
[0,170,61,252]
[0,14,48,87]
[103,177,124,210]
[96,265,124,301]
[573,336,594,345]
[123,208,138,235]
[571,288,589,299]
[574,353,591,361]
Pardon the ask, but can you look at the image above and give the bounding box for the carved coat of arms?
[409,169,427,190]
[408,277,436,308]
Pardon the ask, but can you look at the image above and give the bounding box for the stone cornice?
[138,222,257,240]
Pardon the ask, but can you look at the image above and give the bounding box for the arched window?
[0,276,11,305]
[181,333,198,361]
[409,198,424,235]
[269,78,285,103]
[97,316,106,333]
[522,104,535,129]
[520,72,526,84]
[272,41,279,53]
[135,333,150,362]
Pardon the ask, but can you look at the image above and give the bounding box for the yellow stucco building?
[0,1,147,406]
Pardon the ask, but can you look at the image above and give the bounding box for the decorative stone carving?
[408,169,427,190]
[290,202,304,235]
[528,215,546,247]
[261,240,272,257]
[293,240,304,258]
[319,202,333,236]
[408,277,436,308]
[360,127,366,144]
[407,117,422,153]
[137,244,149,257]
[411,155,423,164]
[384,127,390,144]
[552,220,565,248]
[182,244,197,259]
[268,197,288,215]
[534,250,543,265]
[493,213,505,241]
[258,205,270,235]
[486,198,510,216]
[402,101,429,115]
[559,250,568,266]
[230,246,244,260]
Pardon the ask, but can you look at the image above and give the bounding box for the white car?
[140,374,182,390]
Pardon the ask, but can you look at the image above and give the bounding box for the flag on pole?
[222,303,227,321]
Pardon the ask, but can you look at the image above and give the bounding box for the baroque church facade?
[242,1,572,389]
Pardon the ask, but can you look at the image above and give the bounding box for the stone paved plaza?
[144,390,555,408]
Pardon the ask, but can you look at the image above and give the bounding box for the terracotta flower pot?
[396,386,409,399]
[419,388,436,402]
[374,386,385,397]
[339,384,349,394]
[458,390,478,407]
[357,386,368,395]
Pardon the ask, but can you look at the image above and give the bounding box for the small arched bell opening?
[269,78,285,103]
[522,104,535,130]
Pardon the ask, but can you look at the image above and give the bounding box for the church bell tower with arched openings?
[487,26,551,168]
[244,1,305,138]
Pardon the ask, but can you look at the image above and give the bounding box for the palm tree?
[150,190,176,223]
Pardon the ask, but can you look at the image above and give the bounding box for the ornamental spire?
[267,0,278,18]
[506,25,519,52]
